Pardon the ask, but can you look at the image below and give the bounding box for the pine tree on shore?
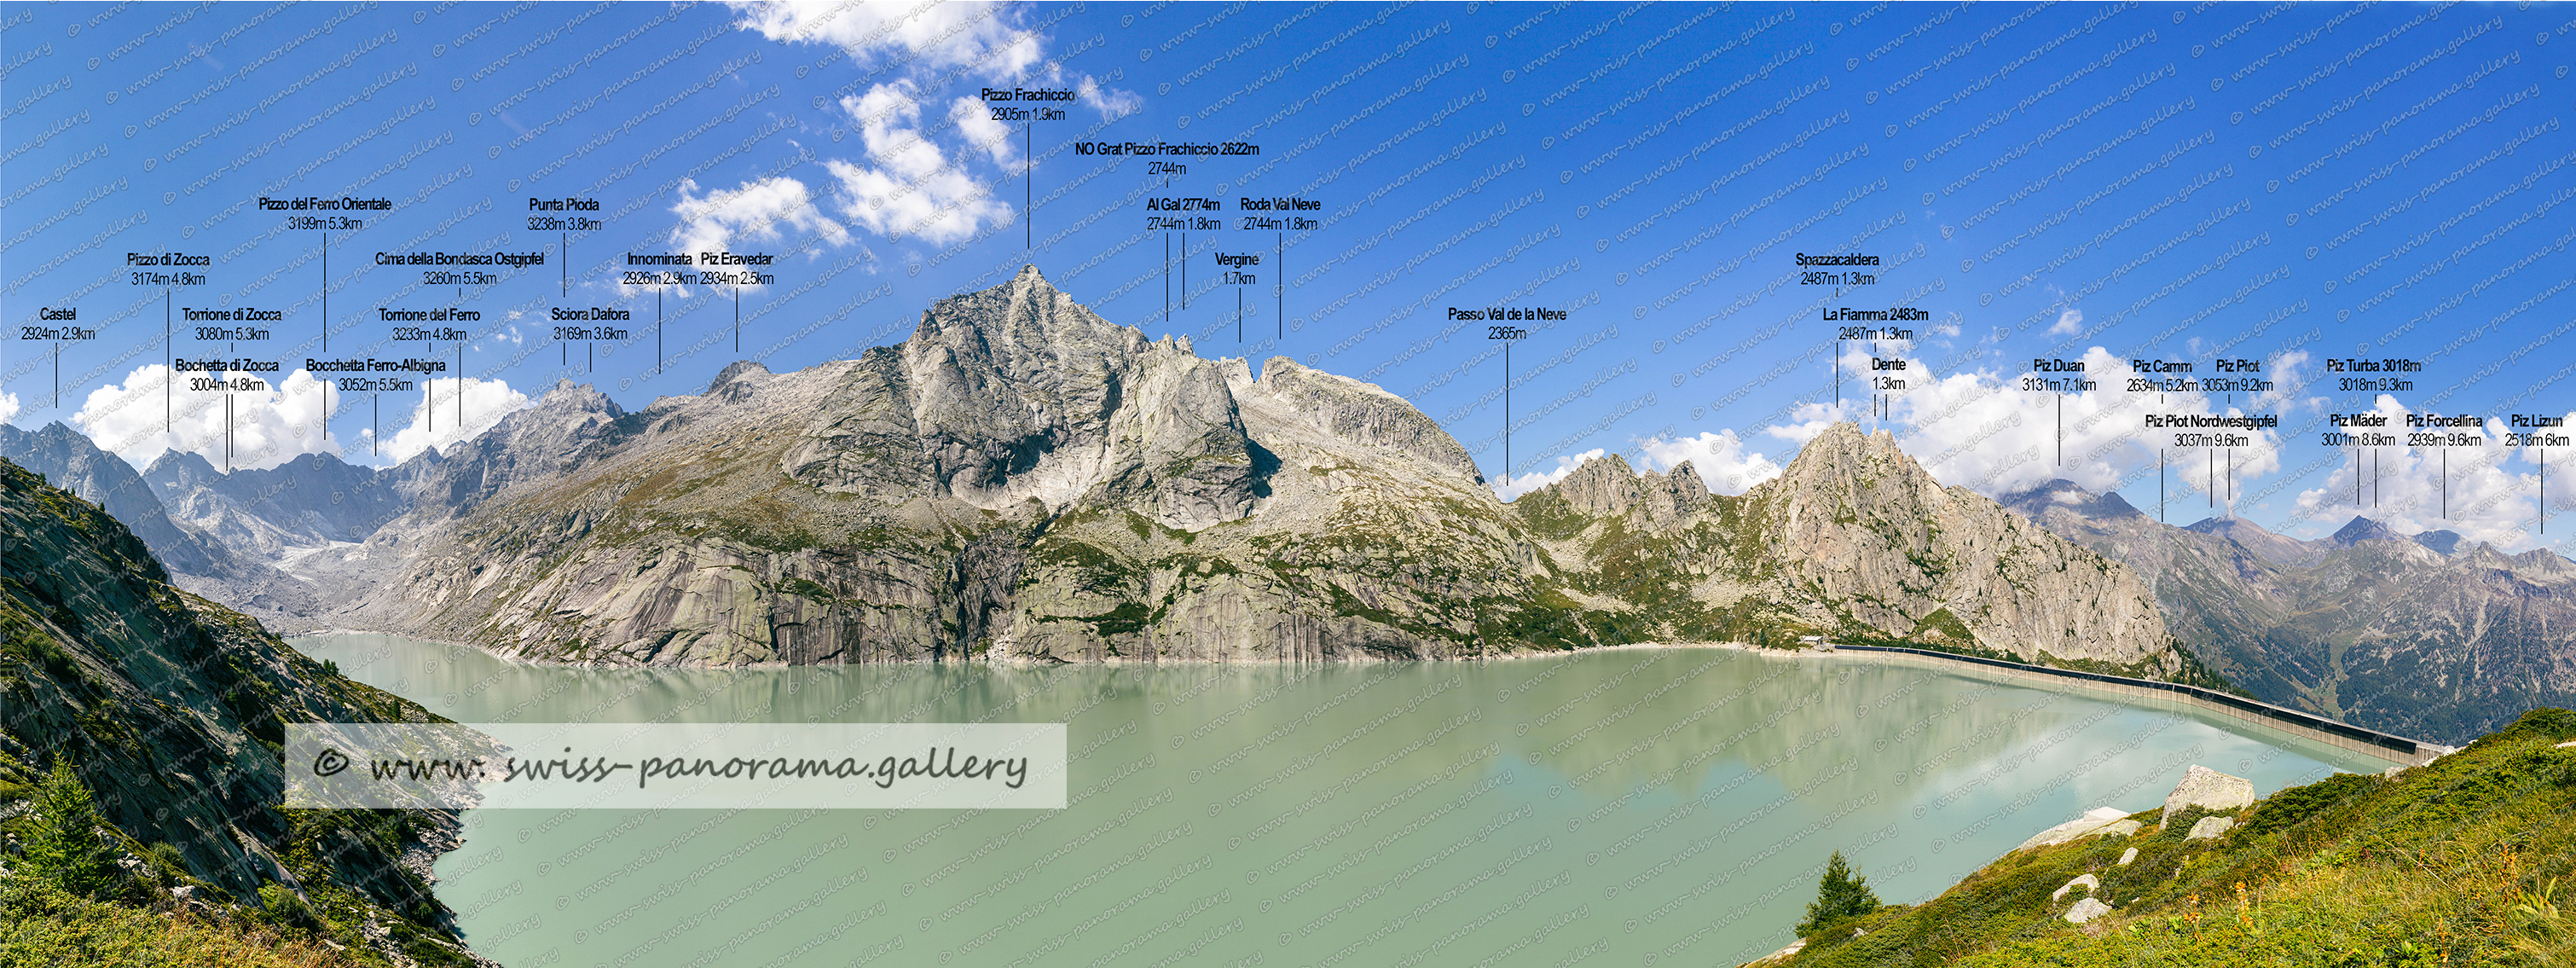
[1797,850,1882,936]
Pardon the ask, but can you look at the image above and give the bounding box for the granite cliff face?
[2006,479,2576,744]
[331,267,1541,664]
[1514,424,2179,669]
[313,268,2180,673]
[0,457,482,965]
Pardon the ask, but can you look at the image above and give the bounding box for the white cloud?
[72,366,340,471]
[1638,430,1785,496]
[949,96,1018,169]
[2509,410,2576,467]
[727,1,1042,80]
[825,83,1016,246]
[2292,396,2548,549]
[0,390,17,427]
[671,176,851,264]
[1763,398,1856,448]
[725,1,1138,249]
[1495,449,1606,501]
[2252,350,2324,414]
[2046,308,2082,337]
[366,377,531,463]
[1886,343,2282,503]
[1077,74,1143,119]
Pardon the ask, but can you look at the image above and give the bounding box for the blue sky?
[4,1,2572,552]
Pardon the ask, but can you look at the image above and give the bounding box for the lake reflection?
[294,635,2390,967]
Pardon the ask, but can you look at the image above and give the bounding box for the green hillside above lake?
[1770,708,2576,966]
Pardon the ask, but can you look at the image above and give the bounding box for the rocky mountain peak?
[2004,478,2146,522]
[1774,420,1926,497]
[1514,421,2172,667]
[2330,515,2402,546]
[1252,357,1479,482]
[2326,515,2463,556]
[1540,454,1708,527]
[2411,529,2464,556]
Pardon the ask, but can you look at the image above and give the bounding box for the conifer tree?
[21,760,114,898]
[1797,849,1882,936]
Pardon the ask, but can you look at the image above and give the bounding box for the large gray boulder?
[2065,897,2114,924]
[2161,764,2255,823]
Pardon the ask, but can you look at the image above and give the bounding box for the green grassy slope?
[1773,709,2576,966]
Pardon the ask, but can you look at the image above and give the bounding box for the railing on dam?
[1829,643,2446,767]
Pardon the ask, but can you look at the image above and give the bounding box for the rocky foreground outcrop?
[314,267,2177,670]
[0,457,481,965]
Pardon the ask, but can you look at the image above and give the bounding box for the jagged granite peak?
[1758,422,2169,664]
[785,264,1260,527]
[1546,453,1708,530]
[402,377,626,520]
[1516,422,2174,668]
[339,270,1546,666]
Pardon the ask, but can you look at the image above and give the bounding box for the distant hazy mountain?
[2005,479,2576,744]
[143,449,408,554]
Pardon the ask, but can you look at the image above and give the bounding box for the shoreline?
[291,630,2438,766]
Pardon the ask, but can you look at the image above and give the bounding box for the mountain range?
[1,268,2175,675]
[4,266,2563,744]
[2003,479,2576,743]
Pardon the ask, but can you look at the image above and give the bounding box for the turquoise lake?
[292,635,2394,967]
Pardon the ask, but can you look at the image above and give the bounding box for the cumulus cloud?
[1740,344,2291,509]
[949,96,1019,169]
[1907,344,2285,504]
[1077,74,1144,119]
[2291,397,2551,549]
[0,390,18,427]
[724,1,1138,249]
[671,176,851,264]
[2046,308,2083,337]
[825,83,1016,246]
[366,377,531,464]
[2252,350,2325,414]
[1495,449,1606,501]
[1763,398,1857,449]
[727,1,1042,79]
[1637,430,1785,496]
[72,366,340,471]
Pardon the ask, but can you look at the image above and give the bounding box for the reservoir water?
[293,634,2394,967]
